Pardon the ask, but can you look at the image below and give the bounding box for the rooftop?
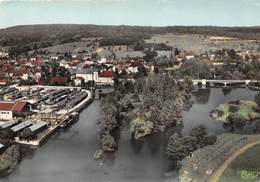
[11,120,33,133]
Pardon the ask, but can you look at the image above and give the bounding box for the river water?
[0,88,258,182]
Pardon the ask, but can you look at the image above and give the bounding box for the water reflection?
[222,87,232,96]
[193,88,210,104]
[2,88,258,182]
[131,138,144,154]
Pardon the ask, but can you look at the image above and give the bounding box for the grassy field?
[145,34,259,54]
[218,144,260,182]
[212,101,260,123]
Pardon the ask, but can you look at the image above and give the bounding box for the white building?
[97,70,114,85]
[0,52,9,58]
[70,69,99,83]
[0,101,29,121]
[0,102,14,120]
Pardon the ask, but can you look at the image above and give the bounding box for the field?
[145,34,260,54]
[28,38,98,55]
[218,144,260,182]
[1,25,260,56]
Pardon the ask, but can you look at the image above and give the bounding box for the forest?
[1,24,260,56]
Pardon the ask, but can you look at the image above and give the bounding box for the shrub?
[229,104,239,113]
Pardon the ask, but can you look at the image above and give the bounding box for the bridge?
[178,79,259,87]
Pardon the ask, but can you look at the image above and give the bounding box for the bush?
[217,110,225,117]
[229,104,239,113]
[167,126,217,161]
[255,92,260,108]
[100,134,116,152]
[130,116,154,140]
[166,134,196,161]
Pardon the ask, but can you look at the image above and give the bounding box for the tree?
[167,126,217,161]
[176,59,212,79]
[143,48,158,62]
[166,134,196,161]
[100,134,116,152]
[255,92,260,109]
[229,104,239,113]
[0,128,15,140]
[174,48,180,56]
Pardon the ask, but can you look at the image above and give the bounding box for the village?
[0,31,260,180]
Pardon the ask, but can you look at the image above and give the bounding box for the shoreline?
[13,89,93,146]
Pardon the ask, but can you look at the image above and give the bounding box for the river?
[0,88,258,182]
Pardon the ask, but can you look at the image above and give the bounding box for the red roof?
[0,63,12,70]
[0,101,27,112]
[31,59,44,66]
[0,102,14,111]
[17,59,27,65]
[13,68,28,77]
[99,70,113,78]
[12,101,27,112]
[69,60,81,67]
[106,61,113,64]
[0,79,7,85]
[50,76,67,85]
[130,61,142,67]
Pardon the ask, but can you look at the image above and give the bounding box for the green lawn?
[212,101,260,123]
[218,144,260,182]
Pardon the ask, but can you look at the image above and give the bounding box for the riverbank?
[1,88,258,182]
[13,89,93,146]
[0,146,21,177]
[211,139,260,182]
[179,134,260,182]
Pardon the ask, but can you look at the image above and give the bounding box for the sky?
[0,0,260,29]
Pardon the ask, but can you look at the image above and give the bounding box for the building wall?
[0,110,13,120]
[98,77,114,85]
[74,79,82,86]
[76,73,91,82]
[76,72,99,82]
[22,73,29,80]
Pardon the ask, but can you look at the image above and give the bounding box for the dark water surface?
[0,88,257,182]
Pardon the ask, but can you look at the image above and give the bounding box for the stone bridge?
[178,79,259,87]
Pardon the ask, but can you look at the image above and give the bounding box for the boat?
[59,112,79,129]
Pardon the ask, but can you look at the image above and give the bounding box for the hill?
[0,24,260,56]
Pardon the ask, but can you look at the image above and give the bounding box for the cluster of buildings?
[0,54,149,87]
[0,85,90,147]
[0,100,31,120]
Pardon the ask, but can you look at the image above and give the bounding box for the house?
[13,68,29,80]
[28,121,48,135]
[0,52,9,58]
[50,77,68,86]
[176,55,185,62]
[0,79,7,86]
[98,70,114,85]
[0,101,32,120]
[60,60,70,68]
[31,59,44,66]
[11,120,33,133]
[74,77,84,86]
[0,120,18,130]
[185,54,195,60]
[0,102,15,120]
[71,69,99,83]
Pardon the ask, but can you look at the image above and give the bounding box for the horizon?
[0,0,260,29]
[1,23,260,30]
